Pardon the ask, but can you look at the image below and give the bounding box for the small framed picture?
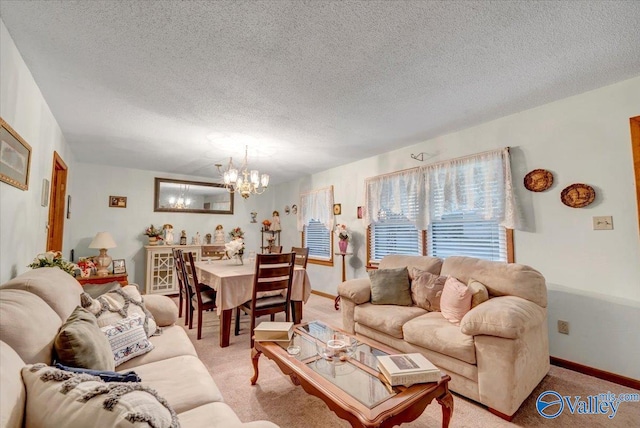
[357,206,363,219]
[109,196,127,208]
[112,259,126,274]
[333,203,342,215]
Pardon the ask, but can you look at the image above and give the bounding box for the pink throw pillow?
[440,276,472,326]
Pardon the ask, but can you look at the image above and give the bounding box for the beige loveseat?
[0,267,278,428]
[338,255,549,419]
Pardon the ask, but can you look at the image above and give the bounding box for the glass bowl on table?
[316,333,358,364]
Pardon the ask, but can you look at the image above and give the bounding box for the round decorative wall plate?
[560,183,595,208]
[524,169,553,192]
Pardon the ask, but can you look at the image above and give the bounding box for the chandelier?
[168,185,191,209]
[216,146,269,199]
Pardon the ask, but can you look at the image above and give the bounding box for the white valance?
[364,168,424,228]
[297,186,335,232]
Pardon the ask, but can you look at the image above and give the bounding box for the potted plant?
[143,224,163,245]
[335,224,351,253]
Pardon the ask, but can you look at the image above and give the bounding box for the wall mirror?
[154,178,234,214]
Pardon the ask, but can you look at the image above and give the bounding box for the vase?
[235,252,244,265]
[338,239,348,253]
[149,236,158,246]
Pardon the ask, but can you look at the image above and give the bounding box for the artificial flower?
[28,251,77,276]
[335,224,351,240]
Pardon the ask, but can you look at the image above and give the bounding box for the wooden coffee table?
[251,321,453,427]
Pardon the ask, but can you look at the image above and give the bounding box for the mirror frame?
[154,177,234,214]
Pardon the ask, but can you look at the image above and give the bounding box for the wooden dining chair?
[234,252,295,347]
[182,251,217,340]
[267,245,283,254]
[290,246,309,269]
[171,248,190,326]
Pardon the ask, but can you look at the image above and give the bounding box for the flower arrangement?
[28,251,77,276]
[225,238,245,257]
[335,224,351,241]
[229,227,244,239]
[262,219,271,230]
[143,224,163,238]
[76,257,96,278]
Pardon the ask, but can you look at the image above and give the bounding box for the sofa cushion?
[410,268,447,311]
[337,278,372,304]
[468,279,489,308]
[403,312,476,365]
[115,325,197,371]
[379,255,443,276]
[440,277,472,326]
[54,306,115,371]
[129,355,224,414]
[0,289,61,364]
[101,314,154,366]
[369,267,412,306]
[0,341,26,428]
[460,296,547,339]
[143,294,178,327]
[22,364,177,428]
[1,267,83,320]
[82,285,157,337]
[441,256,547,307]
[354,303,427,338]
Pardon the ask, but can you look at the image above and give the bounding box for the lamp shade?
[89,232,117,249]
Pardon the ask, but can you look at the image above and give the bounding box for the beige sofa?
[0,267,278,428]
[338,255,549,419]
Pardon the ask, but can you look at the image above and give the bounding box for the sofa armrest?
[143,294,178,327]
[460,296,546,339]
[337,278,371,305]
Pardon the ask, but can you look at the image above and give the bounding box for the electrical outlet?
[593,216,613,230]
[558,320,570,335]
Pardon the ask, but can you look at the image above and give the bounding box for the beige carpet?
[177,295,640,427]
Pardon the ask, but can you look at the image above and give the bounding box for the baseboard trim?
[311,290,336,300]
[550,357,640,390]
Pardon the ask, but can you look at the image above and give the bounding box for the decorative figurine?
[271,210,281,231]
[214,225,225,244]
[180,230,187,245]
[195,232,202,245]
[205,233,212,244]
[163,224,174,245]
[250,211,258,223]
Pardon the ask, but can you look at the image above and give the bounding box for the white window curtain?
[423,148,519,229]
[364,168,424,228]
[297,186,335,232]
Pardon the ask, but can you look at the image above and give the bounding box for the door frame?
[46,151,68,251]
[631,116,640,236]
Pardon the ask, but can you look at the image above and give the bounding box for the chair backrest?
[268,245,283,254]
[291,246,309,269]
[185,251,206,306]
[251,253,295,306]
[172,248,187,295]
[202,245,225,259]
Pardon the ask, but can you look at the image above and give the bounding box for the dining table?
[195,258,312,347]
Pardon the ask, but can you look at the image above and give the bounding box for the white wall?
[68,164,266,286]
[271,76,640,379]
[0,21,76,283]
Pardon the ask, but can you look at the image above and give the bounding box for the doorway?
[47,151,68,251]
[631,116,640,235]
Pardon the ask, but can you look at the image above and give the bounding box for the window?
[428,213,507,261]
[303,220,332,262]
[370,217,423,262]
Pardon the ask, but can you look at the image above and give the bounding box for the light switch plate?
[593,216,613,230]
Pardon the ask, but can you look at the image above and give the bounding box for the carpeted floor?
[177,294,639,427]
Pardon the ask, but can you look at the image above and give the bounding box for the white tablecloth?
[195,259,311,315]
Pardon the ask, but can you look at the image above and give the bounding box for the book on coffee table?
[254,321,294,342]
[377,353,441,387]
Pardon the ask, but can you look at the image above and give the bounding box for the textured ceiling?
[1,1,639,184]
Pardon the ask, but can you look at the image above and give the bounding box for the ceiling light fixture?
[216,145,269,199]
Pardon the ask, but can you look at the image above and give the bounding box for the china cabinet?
[145,244,201,295]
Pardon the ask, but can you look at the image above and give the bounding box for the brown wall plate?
[524,169,553,192]
[561,183,595,208]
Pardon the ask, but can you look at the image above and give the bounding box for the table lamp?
[89,232,117,276]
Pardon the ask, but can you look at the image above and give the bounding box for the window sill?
[308,258,334,267]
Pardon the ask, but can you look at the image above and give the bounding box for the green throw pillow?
[369,267,412,306]
[54,306,115,371]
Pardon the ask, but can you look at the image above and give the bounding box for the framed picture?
[357,206,363,219]
[109,196,127,208]
[333,203,342,215]
[41,179,50,207]
[0,118,32,191]
[112,259,126,274]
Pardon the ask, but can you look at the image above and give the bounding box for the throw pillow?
[101,313,154,366]
[81,285,157,337]
[54,306,115,371]
[440,276,473,326]
[410,267,447,311]
[81,280,121,299]
[467,278,490,308]
[22,364,177,428]
[369,267,412,306]
[54,363,141,383]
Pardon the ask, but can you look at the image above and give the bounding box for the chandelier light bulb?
[261,174,269,188]
[228,168,238,183]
